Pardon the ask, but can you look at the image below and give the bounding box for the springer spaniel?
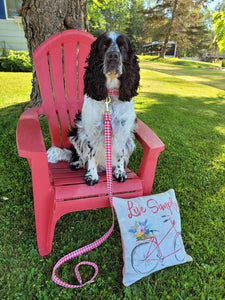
[47,32,140,186]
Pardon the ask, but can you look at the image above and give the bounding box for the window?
[5,0,22,18]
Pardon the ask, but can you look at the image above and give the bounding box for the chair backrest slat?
[48,46,66,105]
[77,41,92,112]
[34,49,62,146]
[33,30,95,148]
[63,41,78,106]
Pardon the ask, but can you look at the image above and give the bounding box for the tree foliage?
[87,0,129,33]
[142,0,211,57]
[87,0,145,50]
[215,0,225,12]
[212,11,225,54]
[87,0,216,57]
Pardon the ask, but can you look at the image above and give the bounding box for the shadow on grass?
[136,93,225,287]
[135,92,225,221]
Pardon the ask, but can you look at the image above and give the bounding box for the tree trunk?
[160,0,178,59]
[22,0,88,109]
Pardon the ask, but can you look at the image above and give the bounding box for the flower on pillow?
[113,189,192,286]
[128,220,152,242]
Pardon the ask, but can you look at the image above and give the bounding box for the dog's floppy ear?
[119,38,140,102]
[84,38,108,101]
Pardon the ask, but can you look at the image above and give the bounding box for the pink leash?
[52,102,114,288]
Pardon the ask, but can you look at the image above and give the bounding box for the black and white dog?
[47,32,140,185]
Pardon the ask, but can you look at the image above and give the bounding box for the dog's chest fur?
[74,95,136,169]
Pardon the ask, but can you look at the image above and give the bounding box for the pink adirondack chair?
[16,30,164,256]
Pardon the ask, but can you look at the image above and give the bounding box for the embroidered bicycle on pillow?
[129,215,186,275]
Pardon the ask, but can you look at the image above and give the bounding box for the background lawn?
[0,59,225,299]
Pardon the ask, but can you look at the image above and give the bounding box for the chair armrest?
[135,118,165,195]
[16,107,46,159]
[16,107,52,191]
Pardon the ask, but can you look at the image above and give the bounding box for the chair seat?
[49,162,143,212]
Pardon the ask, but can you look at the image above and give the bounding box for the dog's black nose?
[107,51,120,61]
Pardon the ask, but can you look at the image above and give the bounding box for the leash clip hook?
[105,96,112,114]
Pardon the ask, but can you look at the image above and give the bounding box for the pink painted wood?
[16,30,165,256]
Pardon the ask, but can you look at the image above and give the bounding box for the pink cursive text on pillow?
[127,197,179,219]
[147,197,179,215]
[127,201,146,219]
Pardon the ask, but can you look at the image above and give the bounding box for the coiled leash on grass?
[52,98,114,288]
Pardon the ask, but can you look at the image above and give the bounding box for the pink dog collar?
[108,89,119,95]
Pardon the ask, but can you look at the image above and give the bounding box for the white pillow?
[113,189,192,286]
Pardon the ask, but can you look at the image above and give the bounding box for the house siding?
[0,19,28,51]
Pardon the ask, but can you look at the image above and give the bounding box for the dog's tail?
[47,147,72,163]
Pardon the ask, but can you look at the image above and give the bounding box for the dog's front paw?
[70,160,83,170]
[84,169,99,186]
[113,169,128,183]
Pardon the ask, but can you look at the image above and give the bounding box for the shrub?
[222,59,225,68]
[0,50,32,72]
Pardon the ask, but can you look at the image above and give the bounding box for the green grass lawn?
[0,72,32,108]
[0,58,225,299]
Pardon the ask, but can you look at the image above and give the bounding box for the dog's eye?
[102,44,107,49]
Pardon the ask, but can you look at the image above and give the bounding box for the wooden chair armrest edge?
[16,107,46,158]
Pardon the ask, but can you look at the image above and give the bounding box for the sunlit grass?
[139,57,225,91]
[0,72,32,108]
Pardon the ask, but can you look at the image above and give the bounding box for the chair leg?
[29,154,56,256]
[33,187,55,256]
